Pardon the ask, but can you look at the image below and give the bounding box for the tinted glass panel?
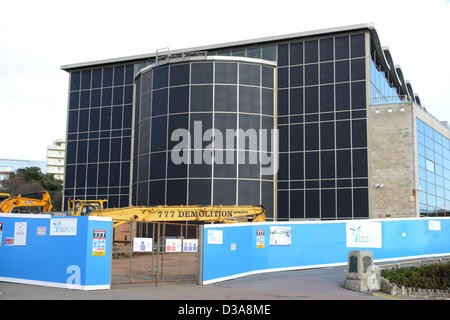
[337,188,352,218]
[351,34,365,58]
[169,86,189,113]
[277,44,288,67]
[336,83,350,111]
[353,188,368,217]
[351,81,366,109]
[290,190,304,219]
[305,86,318,114]
[335,121,350,149]
[351,58,365,80]
[81,70,91,90]
[305,190,319,218]
[189,179,211,205]
[213,179,236,205]
[170,63,190,86]
[70,71,80,91]
[239,86,260,113]
[215,62,237,84]
[305,40,318,63]
[320,122,334,150]
[290,66,303,87]
[290,42,303,65]
[190,85,213,112]
[191,63,213,84]
[352,119,367,148]
[320,38,333,62]
[320,85,334,112]
[305,64,318,85]
[353,149,368,177]
[153,66,169,89]
[305,123,319,150]
[305,152,319,179]
[152,88,168,116]
[262,46,276,62]
[102,67,113,87]
[166,180,187,205]
[337,149,351,178]
[238,180,260,206]
[114,66,124,86]
[320,62,333,84]
[335,36,349,60]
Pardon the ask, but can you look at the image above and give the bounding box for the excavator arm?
[85,205,265,228]
[0,191,53,213]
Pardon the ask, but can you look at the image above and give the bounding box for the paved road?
[0,265,391,300]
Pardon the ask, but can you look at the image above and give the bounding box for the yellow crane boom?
[72,204,265,228]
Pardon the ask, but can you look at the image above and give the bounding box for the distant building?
[0,159,47,181]
[46,139,66,180]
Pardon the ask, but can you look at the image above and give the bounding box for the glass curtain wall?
[417,118,450,216]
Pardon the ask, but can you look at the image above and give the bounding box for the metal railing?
[371,95,415,106]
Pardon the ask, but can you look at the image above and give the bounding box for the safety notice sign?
[93,229,106,256]
[256,229,265,248]
[14,222,27,246]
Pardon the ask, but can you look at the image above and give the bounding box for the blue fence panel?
[0,214,112,290]
[201,218,450,284]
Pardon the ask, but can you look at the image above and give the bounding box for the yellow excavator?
[0,193,11,203]
[0,191,53,213]
[67,200,265,228]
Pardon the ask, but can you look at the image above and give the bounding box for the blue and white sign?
[183,239,198,252]
[346,221,382,248]
[133,237,153,252]
[50,218,77,236]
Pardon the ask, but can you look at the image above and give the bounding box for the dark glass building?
[133,56,276,218]
[62,23,442,220]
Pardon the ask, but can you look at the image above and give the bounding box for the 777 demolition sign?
[92,229,107,256]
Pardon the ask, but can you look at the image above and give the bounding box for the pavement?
[3,255,444,300]
[0,264,394,300]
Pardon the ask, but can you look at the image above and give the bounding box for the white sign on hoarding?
[183,239,198,252]
[428,220,441,231]
[133,237,153,252]
[207,229,223,244]
[166,238,182,252]
[269,226,291,245]
[50,218,77,236]
[346,221,382,248]
[14,222,27,246]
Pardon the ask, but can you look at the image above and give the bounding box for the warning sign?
[93,229,106,256]
[165,239,182,252]
[256,229,265,248]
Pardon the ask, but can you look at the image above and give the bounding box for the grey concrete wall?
[367,103,417,218]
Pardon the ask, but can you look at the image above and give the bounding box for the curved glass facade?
[132,57,276,218]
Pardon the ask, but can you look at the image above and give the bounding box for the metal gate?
[111,221,200,285]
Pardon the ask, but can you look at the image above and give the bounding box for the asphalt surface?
[0,265,389,300]
[3,255,446,300]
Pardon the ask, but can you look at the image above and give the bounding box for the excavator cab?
[0,193,11,202]
[67,199,108,216]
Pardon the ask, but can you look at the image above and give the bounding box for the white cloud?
[0,0,449,160]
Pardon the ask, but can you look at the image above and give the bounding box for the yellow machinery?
[69,202,265,228]
[0,191,53,213]
[0,193,11,202]
[67,198,108,216]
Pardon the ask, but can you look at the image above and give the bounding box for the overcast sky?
[1,0,449,161]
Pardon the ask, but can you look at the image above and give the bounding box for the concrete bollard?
[344,250,380,292]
